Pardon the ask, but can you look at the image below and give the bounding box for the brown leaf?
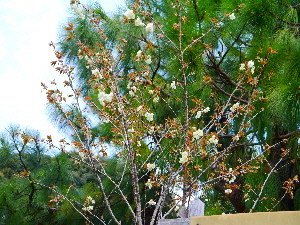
[22,135,29,146]
[21,169,30,177]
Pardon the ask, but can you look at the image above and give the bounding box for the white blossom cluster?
[127,80,139,97]
[230,102,240,112]
[98,91,113,106]
[145,112,154,122]
[82,196,95,212]
[135,50,152,64]
[83,55,93,68]
[145,168,161,190]
[147,199,156,205]
[145,23,154,32]
[224,189,232,194]
[240,60,255,74]
[128,85,137,96]
[128,128,135,133]
[124,7,154,75]
[145,179,153,189]
[136,50,142,58]
[91,68,103,79]
[153,96,159,103]
[229,13,235,20]
[195,111,202,119]
[179,151,189,164]
[81,54,107,80]
[193,129,203,140]
[224,168,236,184]
[124,9,155,32]
[82,205,94,211]
[208,135,218,145]
[136,105,143,112]
[145,55,152,64]
[195,107,210,119]
[147,163,156,171]
[124,9,135,19]
[71,3,85,19]
[135,17,145,26]
[203,107,210,113]
[171,81,176,89]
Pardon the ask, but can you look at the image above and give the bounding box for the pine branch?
[278,129,300,139]
[291,3,300,8]
[265,6,300,26]
[206,50,246,92]
[210,79,249,104]
[217,23,246,66]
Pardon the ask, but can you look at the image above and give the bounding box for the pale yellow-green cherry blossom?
[136,50,142,57]
[145,23,154,32]
[203,107,210,113]
[148,199,156,205]
[153,96,159,103]
[171,81,176,89]
[145,179,153,189]
[225,189,232,194]
[230,102,240,112]
[248,60,255,74]
[193,129,203,140]
[91,68,103,79]
[239,63,246,70]
[82,206,94,211]
[135,17,145,26]
[179,151,189,164]
[147,163,156,171]
[208,135,218,145]
[195,111,202,119]
[71,4,85,19]
[124,9,135,19]
[229,13,236,20]
[145,112,154,122]
[248,60,254,68]
[145,55,152,64]
[98,91,113,106]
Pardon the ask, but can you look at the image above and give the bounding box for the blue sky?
[0,0,124,141]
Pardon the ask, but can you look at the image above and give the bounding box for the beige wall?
[190,211,300,225]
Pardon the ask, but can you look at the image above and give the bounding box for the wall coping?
[190,211,300,225]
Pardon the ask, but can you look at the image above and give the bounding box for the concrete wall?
[157,199,205,225]
[190,211,300,225]
[158,218,189,225]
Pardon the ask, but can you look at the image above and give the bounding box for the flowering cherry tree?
[20,0,300,224]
